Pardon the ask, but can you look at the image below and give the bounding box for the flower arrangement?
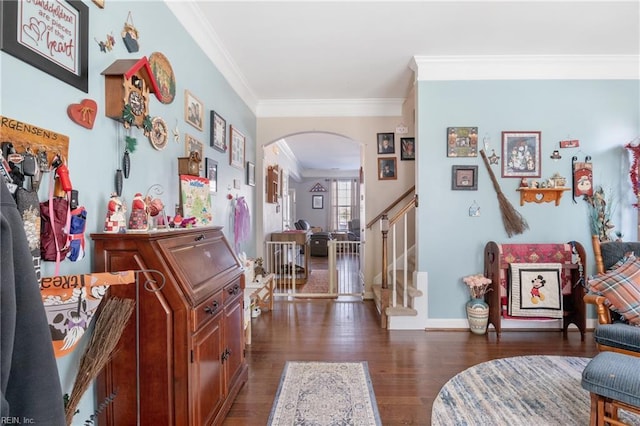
[584,186,617,242]
[462,274,492,299]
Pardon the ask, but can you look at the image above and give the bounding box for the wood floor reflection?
[223,299,598,425]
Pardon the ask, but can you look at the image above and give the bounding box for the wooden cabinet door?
[223,297,245,390]
[191,315,224,425]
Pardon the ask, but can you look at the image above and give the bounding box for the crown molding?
[256,98,405,118]
[411,55,640,81]
[165,1,258,114]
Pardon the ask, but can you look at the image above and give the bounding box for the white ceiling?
[170,1,640,172]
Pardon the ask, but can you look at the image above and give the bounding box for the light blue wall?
[417,79,640,319]
[1,1,256,422]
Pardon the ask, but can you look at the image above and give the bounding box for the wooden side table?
[244,273,275,345]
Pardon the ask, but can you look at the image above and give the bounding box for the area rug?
[268,361,381,425]
[297,269,329,294]
[432,355,640,425]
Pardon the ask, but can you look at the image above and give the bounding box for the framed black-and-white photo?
[246,161,255,186]
[210,110,226,152]
[184,90,204,131]
[0,0,89,92]
[312,195,323,209]
[205,157,218,193]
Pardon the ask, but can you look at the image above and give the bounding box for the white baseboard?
[424,318,598,331]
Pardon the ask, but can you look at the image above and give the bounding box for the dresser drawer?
[192,290,223,332]
[223,278,243,305]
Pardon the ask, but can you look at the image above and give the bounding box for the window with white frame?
[330,179,359,231]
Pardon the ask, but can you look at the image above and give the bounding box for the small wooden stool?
[582,351,640,425]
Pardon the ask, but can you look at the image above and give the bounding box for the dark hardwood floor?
[224,297,598,425]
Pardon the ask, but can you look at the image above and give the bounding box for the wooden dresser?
[91,227,248,425]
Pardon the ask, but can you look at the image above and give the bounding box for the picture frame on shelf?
[378,157,397,180]
[400,137,415,160]
[377,133,395,154]
[185,134,203,170]
[501,131,541,178]
[184,90,204,131]
[246,161,255,186]
[229,125,245,169]
[312,195,323,209]
[447,127,478,157]
[210,110,226,152]
[205,157,218,193]
[0,0,89,92]
[452,165,478,190]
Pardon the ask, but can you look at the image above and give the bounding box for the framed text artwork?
[229,125,245,169]
[0,0,89,92]
[447,127,478,157]
[501,131,541,178]
[312,195,323,209]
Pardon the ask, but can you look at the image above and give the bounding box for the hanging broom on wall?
[480,149,529,237]
[64,297,135,425]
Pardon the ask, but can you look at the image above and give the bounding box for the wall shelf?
[516,187,570,206]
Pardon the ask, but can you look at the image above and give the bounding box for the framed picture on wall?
[447,127,478,157]
[401,137,415,160]
[184,90,204,131]
[210,110,227,152]
[0,0,89,92]
[205,157,218,193]
[501,131,541,178]
[312,195,323,209]
[185,134,203,170]
[377,133,395,154]
[229,125,245,169]
[246,161,255,186]
[378,157,397,180]
[452,165,478,190]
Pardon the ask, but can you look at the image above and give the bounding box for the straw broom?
[64,297,135,425]
[479,149,529,237]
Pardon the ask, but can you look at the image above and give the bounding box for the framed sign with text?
[0,0,89,92]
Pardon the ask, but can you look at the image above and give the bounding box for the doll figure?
[128,192,148,231]
[104,193,126,233]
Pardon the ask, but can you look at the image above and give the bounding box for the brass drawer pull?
[195,234,205,241]
[227,284,240,295]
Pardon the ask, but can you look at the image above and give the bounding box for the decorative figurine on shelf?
[254,257,266,280]
[144,194,166,228]
[128,192,148,231]
[520,178,528,188]
[104,193,126,233]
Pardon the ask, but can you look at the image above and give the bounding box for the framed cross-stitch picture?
[501,131,541,178]
[447,127,478,157]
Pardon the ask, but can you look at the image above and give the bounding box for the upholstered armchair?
[584,239,640,356]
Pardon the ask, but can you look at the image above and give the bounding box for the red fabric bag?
[39,196,70,262]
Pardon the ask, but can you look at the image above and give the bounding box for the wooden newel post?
[381,215,389,290]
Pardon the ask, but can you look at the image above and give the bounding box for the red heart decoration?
[67,99,98,129]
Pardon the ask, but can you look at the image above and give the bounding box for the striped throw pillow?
[589,255,640,325]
